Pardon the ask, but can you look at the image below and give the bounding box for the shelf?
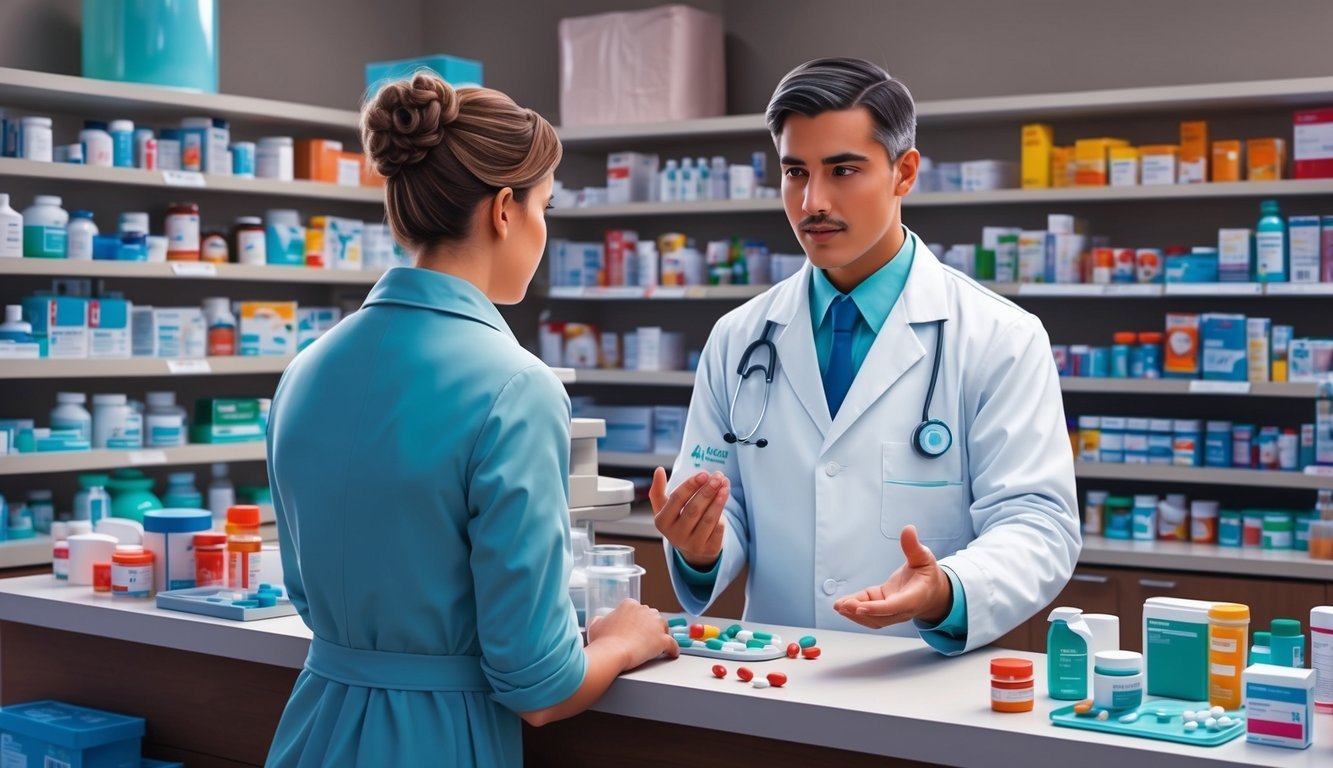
[549,198,781,218]
[0,258,385,285]
[1074,461,1333,490]
[0,442,267,477]
[555,75,1333,145]
[599,452,676,469]
[0,158,384,204]
[0,535,56,571]
[0,67,360,134]
[1079,538,1333,582]
[0,356,293,380]
[540,284,769,300]
[1058,378,1319,398]
[566,369,696,387]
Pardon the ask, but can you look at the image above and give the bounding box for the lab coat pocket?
[881,441,968,543]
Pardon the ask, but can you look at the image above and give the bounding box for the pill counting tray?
[678,644,788,662]
[156,587,297,621]
[1050,701,1244,747]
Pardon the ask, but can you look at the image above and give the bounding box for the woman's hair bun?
[361,72,462,178]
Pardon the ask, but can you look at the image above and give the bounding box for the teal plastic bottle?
[1047,607,1094,699]
[1255,199,1287,282]
[1250,630,1273,665]
[1270,619,1305,667]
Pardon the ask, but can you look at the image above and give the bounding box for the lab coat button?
[824,461,840,477]
[822,578,838,596]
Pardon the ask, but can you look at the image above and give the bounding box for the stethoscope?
[723,318,953,459]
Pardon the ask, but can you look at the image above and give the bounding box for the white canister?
[91,393,142,450]
[66,532,119,586]
[119,212,150,236]
[79,122,114,167]
[146,235,169,262]
[144,391,187,448]
[22,196,68,259]
[142,509,213,592]
[50,392,92,441]
[66,210,99,261]
[1093,650,1144,711]
[256,137,295,181]
[20,116,53,162]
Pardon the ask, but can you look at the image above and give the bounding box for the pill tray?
[1050,700,1244,747]
[679,644,788,662]
[156,587,297,621]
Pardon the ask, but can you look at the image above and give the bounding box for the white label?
[1313,626,1333,708]
[1210,638,1238,654]
[162,170,207,187]
[1266,283,1333,296]
[1304,465,1333,478]
[128,450,167,465]
[1189,380,1251,394]
[166,359,212,374]
[166,213,201,252]
[336,157,361,187]
[1256,231,1286,278]
[992,686,1034,703]
[170,262,217,277]
[1294,119,1333,161]
[236,230,266,265]
[549,286,583,298]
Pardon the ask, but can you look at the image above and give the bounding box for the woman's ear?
[490,187,515,240]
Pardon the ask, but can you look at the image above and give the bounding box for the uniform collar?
[361,266,514,339]
[809,227,916,335]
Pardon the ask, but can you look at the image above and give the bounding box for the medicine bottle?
[991,658,1034,713]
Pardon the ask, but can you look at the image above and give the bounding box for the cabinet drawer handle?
[1138,579,1177,590]
[1071,574,1110,584]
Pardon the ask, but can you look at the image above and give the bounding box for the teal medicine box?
[0,700,144,768]
[1143,597,1213,701]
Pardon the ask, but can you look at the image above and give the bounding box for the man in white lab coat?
[651,58,1080,654]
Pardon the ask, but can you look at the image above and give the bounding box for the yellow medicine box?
[1051,146,1076,188]
[1247,138,1287,181]
[1212,140,1243,182]
[1074,138,1129,186]
[1021,123,1054,189]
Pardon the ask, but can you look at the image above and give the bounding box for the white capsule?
[1182,710,1196,722]
[1118,713,1140,724]
[769,635,783,645]
[1204,717,1218,730]
[1096,710,1109,721]
[1183,721,1199,732]
[752,678,770,689]
[723,642,746,652]
[735,630,754,643]
[1217,716,1233,727]
[1209,705,1225,719]
[762,645,778,652]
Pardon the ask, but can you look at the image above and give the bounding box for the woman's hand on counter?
[833,525,953,629]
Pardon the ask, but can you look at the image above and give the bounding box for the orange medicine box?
[1165,313,1200,378]
[1051,146,1076,188]
[1212,140,1243,182]
[1179,121,1209,183]
[295,138,344,183]
[1246,138,1287,181]
[1074,138,1130,186]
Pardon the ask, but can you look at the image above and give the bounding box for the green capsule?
[799,635,817,648]
[674,635,693,648]
[746,639,765,649]
[725,624,744,637]
[705,638,725,650]
[668,617,688,628]
[753,632,773,641]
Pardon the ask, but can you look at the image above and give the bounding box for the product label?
[237,230,266,265]
[229,550,261,590]
[1210,637,1238,654]
[992,687,1034,703]
[1245,683,1309,746]
[1294,119,1333,161]
[167,213,201,252]
[23,225,66,257]
[1314,626,1333,710]
[1110,682,1142,710]
[111,563,153,597]
[145,415,185,448]
[1256,231,1286,279]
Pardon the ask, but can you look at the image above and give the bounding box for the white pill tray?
[156,587,297,621]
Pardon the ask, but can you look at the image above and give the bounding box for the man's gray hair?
[766,57,917,161]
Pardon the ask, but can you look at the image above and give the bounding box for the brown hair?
[361,72,562,250]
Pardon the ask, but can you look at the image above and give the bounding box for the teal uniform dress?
[265,266,587,767]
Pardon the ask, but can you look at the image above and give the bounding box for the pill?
[798,635,817,648]
[723,642,746,652]
[1181,710,1195,722]
[1217,716,1233,727]
[702,625,721,640]
[711,664,727,678]
[1204,717,1218,730]
[689,624,704,639]
[668,617,687,628]
[1155,710,1171,724]
[786,643,800,658]
[762,645,778,652]
[751,679,770,689]
[769,635,783,645]
[801,646,822,660]
[736,630,754,643]
[1073,700,1093,715]
[767,672,787,687]
[705,639,725,650]
[1183,721,1198,732]
[1209,706,1225,719]
[674,635,693,648]
[1096,711,1109,721]
[1118,713,1139,724]
[754,631,774,641]
[746,639,765,649]
[737,667,754,682]
[725,623,743,637]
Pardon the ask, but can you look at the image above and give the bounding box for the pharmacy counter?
[0,576,1329,767]
[595,511,1333,581]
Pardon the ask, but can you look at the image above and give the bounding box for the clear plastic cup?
[584,545,645,622]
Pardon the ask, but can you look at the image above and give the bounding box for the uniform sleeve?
[664,320,751,614]
[914,566,967,654]
[266,377,309,621]
[937,313,1081,654]
[467,365,588,713]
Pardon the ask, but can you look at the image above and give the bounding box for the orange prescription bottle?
[227,534,262,591]
[226,504,261,537]
[1208,603,1250,710]
[991,658,1035,713]
[194,532,228,588]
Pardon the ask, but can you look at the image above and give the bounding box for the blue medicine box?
[0,700,144,768]
[1201,313,1248,381]
[1165,250,1220,283]
[366,54,483,95]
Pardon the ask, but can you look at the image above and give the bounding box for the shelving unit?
[0,356,293,380]
[540,284,767,300]
[564,370,696,387]
[0,443,267,477]
[1073,461,1331,490]
[0,257,384,284]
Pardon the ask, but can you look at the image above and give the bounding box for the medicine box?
[365,54,483,94]
[321,217,364,271]
[1293,108,1333,179]
[191,398,264,444]
[1017,231,1047,283]
[607,152,660,204]
[1163,315,1200,379]
[1318,400,1333,465]
[0,699,144,768]
[1108,146,1139,187]
[266,223,306,266]
[22,295,89,359]
[1165,250,1219,283]
[583,406,654,453]
[961,160,1018,191]
[1246,317,1272,383]
[1247,138,1286,181]
[130,307,204,359]
[295,139,343,184]
[1212,140,1243,182]
[1288,339,1333,383]
[1020,123,1053,189]
[1139,145,1179,185]
[1178,120,1208,183]
[1288,215,1321,283]
[1200,313,1247,382]
[296,307,341,352]
[1243,664,1314,749]
[239,302,296,357]
[88,297,131,359]
[1142,597,1213,700]
[1050,146,1075,188]
[1073,138,1129,186]
[1216,228,1252,282]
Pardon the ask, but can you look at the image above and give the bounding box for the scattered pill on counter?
[711,664,727,679]
[752,678,770,689]
[801,646,821,660]
[766,672,787,687]
[737,667,754,682]
[786,643,800,658]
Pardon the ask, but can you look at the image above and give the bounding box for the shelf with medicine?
[0,356,295,381]
[0,442,267,478]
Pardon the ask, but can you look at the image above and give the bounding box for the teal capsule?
[799,635,817,648]
[753,631,773,641]
[725,623,743,637]
[668,617,687,628]
[674,635,694,648]
[746,639,765,649]
[705,638,725,650]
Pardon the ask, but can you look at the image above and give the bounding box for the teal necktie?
[823,295,860,418]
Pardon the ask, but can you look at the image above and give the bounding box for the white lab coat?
[666,233,1080,653]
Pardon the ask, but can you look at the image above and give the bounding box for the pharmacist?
[653,58,1080,655]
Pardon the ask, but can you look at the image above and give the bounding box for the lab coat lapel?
[767,264,833,438]
[823,238,950,451]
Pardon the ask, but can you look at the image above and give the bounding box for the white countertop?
[595,512,1333,581]
[0,575,1327,767]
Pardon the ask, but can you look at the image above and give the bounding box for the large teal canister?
[82,0,219,93]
